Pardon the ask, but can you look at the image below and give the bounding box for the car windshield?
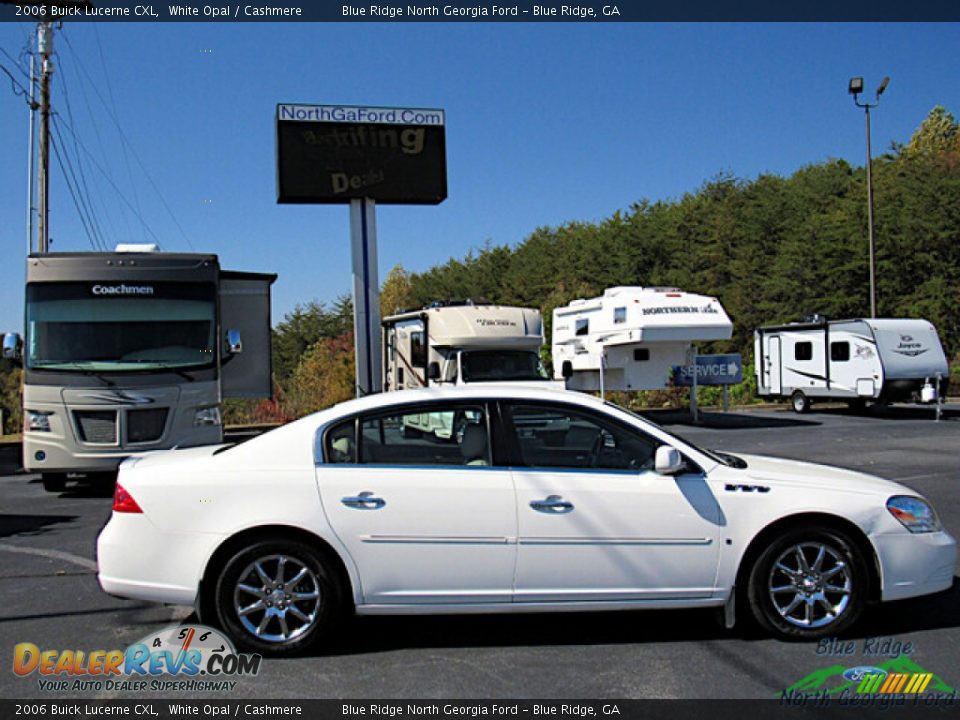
[460,351,549,382]
[26,282,217,372]
[604,401,747,468]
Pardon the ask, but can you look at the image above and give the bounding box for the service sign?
[672,353,744,386]
[276,104,447,204]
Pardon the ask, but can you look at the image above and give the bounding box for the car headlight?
[193,406,222,427]
[26,410,52,433]
[887,495,941,533]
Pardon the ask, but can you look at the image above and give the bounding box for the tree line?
[3,107,958,431]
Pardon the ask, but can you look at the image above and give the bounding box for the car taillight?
[113,482,143,514]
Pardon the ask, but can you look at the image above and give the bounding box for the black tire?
[791,391,810,414]
[747,526,868,640]
[214,539,341,656]
[41,473,67,493]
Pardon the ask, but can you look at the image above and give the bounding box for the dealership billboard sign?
[275,104,447,204]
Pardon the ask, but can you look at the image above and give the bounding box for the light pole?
[849,75,889,319]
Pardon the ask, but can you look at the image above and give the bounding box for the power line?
[62,33,134,242]
[61,28,194,250]
[92,24,146,245]
[49,122,102,251]
[56,54,110,250]
[53,111,167,249]
[0,59,32,103]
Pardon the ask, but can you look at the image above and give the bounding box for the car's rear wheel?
[747,526,867,639]
[214,539,340,656]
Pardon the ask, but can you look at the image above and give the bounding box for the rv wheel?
[791,391,810,414]
[41,473,67,493]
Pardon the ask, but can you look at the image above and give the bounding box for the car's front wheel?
[214,539,341,656]
[747,527,868,639]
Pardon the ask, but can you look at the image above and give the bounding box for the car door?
[315,401,517,606]
[504,401,722,603]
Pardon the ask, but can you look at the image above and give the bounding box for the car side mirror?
[2,332,22,362]
[427,361,441,381]
[225,329,242,355]
[654,445,686,475]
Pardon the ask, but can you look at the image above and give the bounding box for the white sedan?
[97,385,956,655]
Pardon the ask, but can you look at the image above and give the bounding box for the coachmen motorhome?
[754,317,949,413]
[383,301,547,390]
[2,249,275,492]
[552,287,733,392]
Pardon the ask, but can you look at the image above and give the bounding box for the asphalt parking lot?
[2,404,959,700]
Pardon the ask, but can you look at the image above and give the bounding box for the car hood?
[728,453,913,497]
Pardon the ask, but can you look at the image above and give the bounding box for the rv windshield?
[460,350,549,383]
[26,282,216,373]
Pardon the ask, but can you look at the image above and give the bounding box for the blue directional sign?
[672,353,743,386]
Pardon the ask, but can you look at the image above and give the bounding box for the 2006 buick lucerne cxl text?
[97,385,956,655]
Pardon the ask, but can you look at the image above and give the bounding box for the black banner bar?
[2,0,960,22]
[2,699,959,719]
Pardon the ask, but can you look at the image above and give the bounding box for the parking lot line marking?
[0,542,97,570]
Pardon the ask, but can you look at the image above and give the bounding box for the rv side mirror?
[225,329,242,355]
[562,360,573,380]
[2,333,22,362]
[427,361,441,381]
[654,445,685,475]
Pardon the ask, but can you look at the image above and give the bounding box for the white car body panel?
[97,385,955,628]
[316,465,516,604]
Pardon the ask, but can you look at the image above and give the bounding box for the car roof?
[321,384,606,419]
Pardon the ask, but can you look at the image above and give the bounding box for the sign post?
[276,103,447,397]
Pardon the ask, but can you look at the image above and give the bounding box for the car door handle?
[341,491,386,510]
[529,495,574,513]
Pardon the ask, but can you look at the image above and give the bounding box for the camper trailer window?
[410,331,427,368]
[614,307,626,324]
[506,404,657,471]
[830,341,850,362]
[794,341,813,361]
[634,348,650,362]
[575,319,589,336]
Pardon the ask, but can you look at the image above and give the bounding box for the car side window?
[505,403,658,471]
[357,404,490,466]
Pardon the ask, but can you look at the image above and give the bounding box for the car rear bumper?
[97,513,223,607]
[874,530,957,601]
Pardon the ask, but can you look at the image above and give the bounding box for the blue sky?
[0,22,958,332]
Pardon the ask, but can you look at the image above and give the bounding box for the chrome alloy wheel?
[233,554,322,644]
[768,541,852,629]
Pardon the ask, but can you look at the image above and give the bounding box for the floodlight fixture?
[848,77,864,95]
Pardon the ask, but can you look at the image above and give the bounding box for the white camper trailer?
[383,301,547,390]
[552,287,733,392]
[754,317,949,413]
[382,301,548,438]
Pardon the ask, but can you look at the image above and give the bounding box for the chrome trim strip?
[518,537,713,546]
[361,535,512,545]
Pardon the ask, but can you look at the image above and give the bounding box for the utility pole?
[37,21,54,254]
[26,52,37,255]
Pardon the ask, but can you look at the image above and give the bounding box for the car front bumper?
[874,529,957,601]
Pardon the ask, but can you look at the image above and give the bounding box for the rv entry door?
[765,336,782,394]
